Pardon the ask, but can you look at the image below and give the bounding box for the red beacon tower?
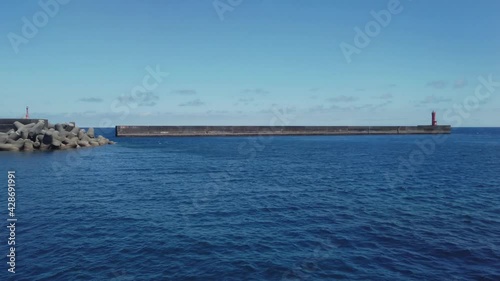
[431,111,437,126]
[25,106,30,119]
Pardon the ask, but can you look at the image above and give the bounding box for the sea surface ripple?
[1,128,499,280]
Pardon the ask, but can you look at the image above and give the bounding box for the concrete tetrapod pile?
[0,120,116,152]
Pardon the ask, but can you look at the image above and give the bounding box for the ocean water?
[1,128,499,280]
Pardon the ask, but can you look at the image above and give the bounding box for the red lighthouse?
[25,106,30,119]
[431,111,437,126]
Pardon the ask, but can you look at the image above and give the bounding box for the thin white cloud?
[242,88,269,95]
[179,99,205,107]
[420,95,452,104]
[453,78,468,89]
[118,92,159,107]
[327,95,358,102]
[374,93,393,100]
[78,97,103,103]
[426,80,447,89]
[171,89,197,95]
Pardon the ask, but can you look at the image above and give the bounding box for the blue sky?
[1,0,499,127]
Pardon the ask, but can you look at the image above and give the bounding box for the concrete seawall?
[115,125,452,137]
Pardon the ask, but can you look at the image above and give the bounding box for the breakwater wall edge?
[115,125,452,137]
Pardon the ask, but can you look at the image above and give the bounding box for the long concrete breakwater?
[115,125,452,137]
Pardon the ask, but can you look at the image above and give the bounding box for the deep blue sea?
[1,128,499,280]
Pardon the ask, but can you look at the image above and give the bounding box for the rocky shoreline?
[0,120,115,152]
